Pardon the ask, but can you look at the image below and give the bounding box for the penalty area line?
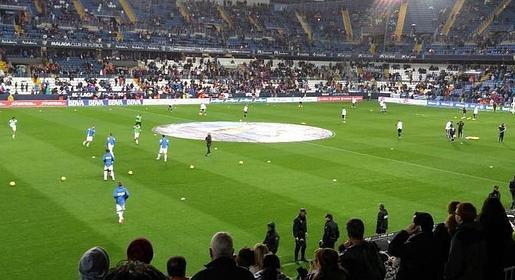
[305,142,504,184]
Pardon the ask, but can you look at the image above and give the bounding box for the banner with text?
[318,96,363,103]
[0,100,67,108]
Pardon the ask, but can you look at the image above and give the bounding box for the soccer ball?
[60,176,66,182]
[267,160,271,163]
[128,170,133,175]
[189,165,195,169]
[239,161,244,165]
[180,197,186,201]
[9,181,15,186]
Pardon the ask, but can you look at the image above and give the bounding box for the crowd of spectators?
[1,0,513,56]
[79,190,515,280]
[0,55,514,106]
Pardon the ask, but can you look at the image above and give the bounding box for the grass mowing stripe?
[306,142,504,184]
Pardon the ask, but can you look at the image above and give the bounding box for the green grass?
[0,102,514,279]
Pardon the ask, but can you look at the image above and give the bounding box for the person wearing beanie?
[79,247,110,280]
[127,238,154,264]
[263,222,280,254]
[444,202,487,280]
[388,212,437,280]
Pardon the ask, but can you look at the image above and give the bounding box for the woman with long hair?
[250,243,269,274]
[310,248,347,280]
[254,253,289,280]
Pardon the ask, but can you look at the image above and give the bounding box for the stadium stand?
[0,0,513,55]
[1,1,515,279]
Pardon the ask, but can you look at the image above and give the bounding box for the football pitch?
[1,101,514,279]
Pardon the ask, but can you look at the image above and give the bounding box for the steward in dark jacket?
[293,208,308,261]
[376,204,388,234]
[263,222,280,254]
[321,214,339,249]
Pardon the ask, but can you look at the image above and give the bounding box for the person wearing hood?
[79,246,109,280]
[264,222,280,254]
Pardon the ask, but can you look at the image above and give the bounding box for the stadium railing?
[506,266,515,280]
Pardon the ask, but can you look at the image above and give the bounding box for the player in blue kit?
[156,135,169,162]
[82,126,95,147]
[113,182,129,224]
[106,133,116,155]
[103,149,115,181]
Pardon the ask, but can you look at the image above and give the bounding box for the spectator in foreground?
[191,232,254,280]
[167,256,189,280]
[433,201,460,280]
[236,247,255,270]
[388,212,437,280]
[509,175,515,209]
[250,243,269,274]
[479,198,515,280]
[105,260,167,280]
[254,253,290,280]
[444,202,487,280]
[127,238,154,264]
[309,248,347,280]
[339,218,385,280]
[264,222,280,254]
[79,246,110,280]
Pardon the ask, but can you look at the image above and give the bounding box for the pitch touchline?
[306,142,504,184]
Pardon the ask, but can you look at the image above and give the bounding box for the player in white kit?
[8,117,17,139]
[341,107,347,122]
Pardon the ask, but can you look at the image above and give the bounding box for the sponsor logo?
[68,100,85,107]
[40,101,66,107]
[318,96,363,103]
[107,100,124,106]
[126,99,143,105]
[383,97,427,106]
[87,100,107,106]
[0,100,66,108]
